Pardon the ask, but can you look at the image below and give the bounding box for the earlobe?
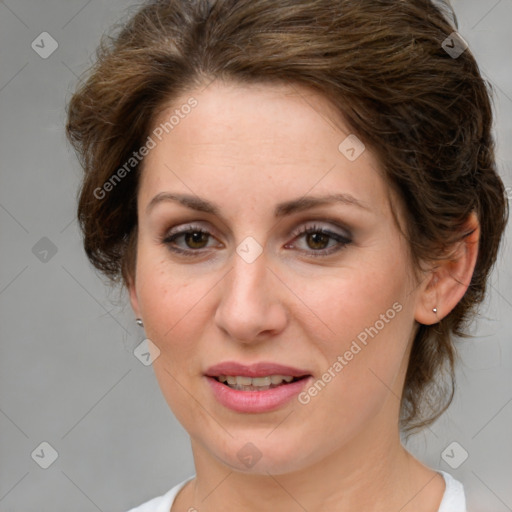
[415,212,480,325]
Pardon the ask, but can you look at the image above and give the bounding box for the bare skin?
[128,80,479,512]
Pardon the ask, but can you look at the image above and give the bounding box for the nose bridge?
[215,243,287,341]
[224,232,270,298]
[226,245,269,309]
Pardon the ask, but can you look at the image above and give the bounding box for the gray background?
[0,1,511,510]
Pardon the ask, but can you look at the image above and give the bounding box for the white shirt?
[126,470,466,512]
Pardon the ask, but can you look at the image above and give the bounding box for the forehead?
[138,80,391,218]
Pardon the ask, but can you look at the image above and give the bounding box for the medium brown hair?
[66,0,508,433]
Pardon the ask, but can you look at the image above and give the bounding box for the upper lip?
[205,361,311,378]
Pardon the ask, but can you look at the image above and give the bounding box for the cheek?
[303,262,409,350]
[135,248,224,373]
[136,250,193,343]
[298,252,414,400]
[134,253,216,424]
[294,287,412,442]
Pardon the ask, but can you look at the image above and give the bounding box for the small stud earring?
[432,307,438,314]
[135,318,144,327]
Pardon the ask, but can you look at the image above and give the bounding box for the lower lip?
[206,376,311,413]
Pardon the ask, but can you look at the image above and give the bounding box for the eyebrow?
[145,192,371,217]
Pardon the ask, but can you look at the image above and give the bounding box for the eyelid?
[160,218,353,257]
[162,219,351,241]
[162,221,219,240]
[289,219,352,240]
[160,223,223,256]
[284,222,352,257]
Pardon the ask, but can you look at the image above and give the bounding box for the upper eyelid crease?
[163,223,351,255]
[145,192,371,218]
[166,222,349,240]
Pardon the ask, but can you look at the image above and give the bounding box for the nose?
[214,249,288,344]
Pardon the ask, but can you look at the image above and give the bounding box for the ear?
[415,212,480,325]
[127,274,141,319]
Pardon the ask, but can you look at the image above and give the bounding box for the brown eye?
[286,223,352,257]
[305,231,330,250]
[162,224,222,255]
[183,231,210,249]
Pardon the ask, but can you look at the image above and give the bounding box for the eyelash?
[161,223,352,257]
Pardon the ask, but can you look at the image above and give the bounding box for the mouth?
[212,374,309,391]
[204,361,312,413]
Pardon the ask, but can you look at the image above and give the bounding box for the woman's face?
[130,80,423,474]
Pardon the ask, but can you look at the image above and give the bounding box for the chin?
[201,430,322,475]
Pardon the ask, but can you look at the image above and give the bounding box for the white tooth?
[222,375,297,389]
[252,376,272,387]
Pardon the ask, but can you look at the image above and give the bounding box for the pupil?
[186,231,208,248]
[308,232,328,249]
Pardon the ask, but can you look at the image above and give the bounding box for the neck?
[184,400,443,512]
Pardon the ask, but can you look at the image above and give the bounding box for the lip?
[204,361,312,413]
[205,361,310,378]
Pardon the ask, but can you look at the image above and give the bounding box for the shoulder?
[437,471,467,512]
[125,476,194,512]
